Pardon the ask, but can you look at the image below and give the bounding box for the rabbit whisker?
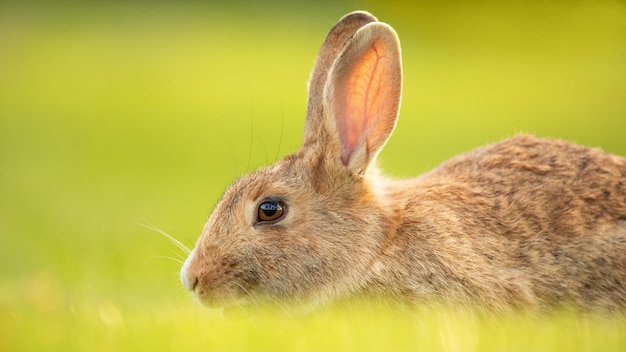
[267,296,293,319]
[256,132,269,166]
[234,282,259,308]
[216,119,240,177]
[153,255,185,265]
[136,219,191,255]
[246,94,254,173]
[274,100,284,163]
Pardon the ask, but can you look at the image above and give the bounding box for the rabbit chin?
[195,284,332,315]
[193,286,252,309]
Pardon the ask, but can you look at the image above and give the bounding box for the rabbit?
[180,11,626,313]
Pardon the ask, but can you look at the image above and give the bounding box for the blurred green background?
[1,0,625,350]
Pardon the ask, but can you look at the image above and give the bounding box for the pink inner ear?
[336,38,398,166]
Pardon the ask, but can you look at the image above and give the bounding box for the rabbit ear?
[304,11,378,144]
[325,22,402,171]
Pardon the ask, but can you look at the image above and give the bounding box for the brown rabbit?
[180,11,626,312]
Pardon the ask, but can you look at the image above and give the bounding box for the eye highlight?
[256,198,286,224]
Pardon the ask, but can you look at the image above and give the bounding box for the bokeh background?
[1,0,625,350]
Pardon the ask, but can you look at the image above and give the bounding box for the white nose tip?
[180,249,197,291]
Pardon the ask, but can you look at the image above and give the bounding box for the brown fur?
[181,11,626,312]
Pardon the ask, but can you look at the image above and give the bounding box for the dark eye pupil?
[260,202,278,216]
[257,200,285,223]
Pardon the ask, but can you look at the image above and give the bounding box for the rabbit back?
[377,135,626,310]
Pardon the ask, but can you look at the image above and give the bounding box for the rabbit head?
[180,11,403,309]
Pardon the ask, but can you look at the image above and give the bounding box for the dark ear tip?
[359,22,401,46]
[340,10,378,24]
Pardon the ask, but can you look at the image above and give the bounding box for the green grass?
[1,1,625,351]
[8,302,626,351]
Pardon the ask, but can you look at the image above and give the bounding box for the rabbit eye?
[257,199,285,223]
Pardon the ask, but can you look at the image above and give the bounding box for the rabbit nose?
[180,249,198,291]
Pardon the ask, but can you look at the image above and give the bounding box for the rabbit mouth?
[194,291,250,310]
[193,280,258,309]
[199,294,251,310]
